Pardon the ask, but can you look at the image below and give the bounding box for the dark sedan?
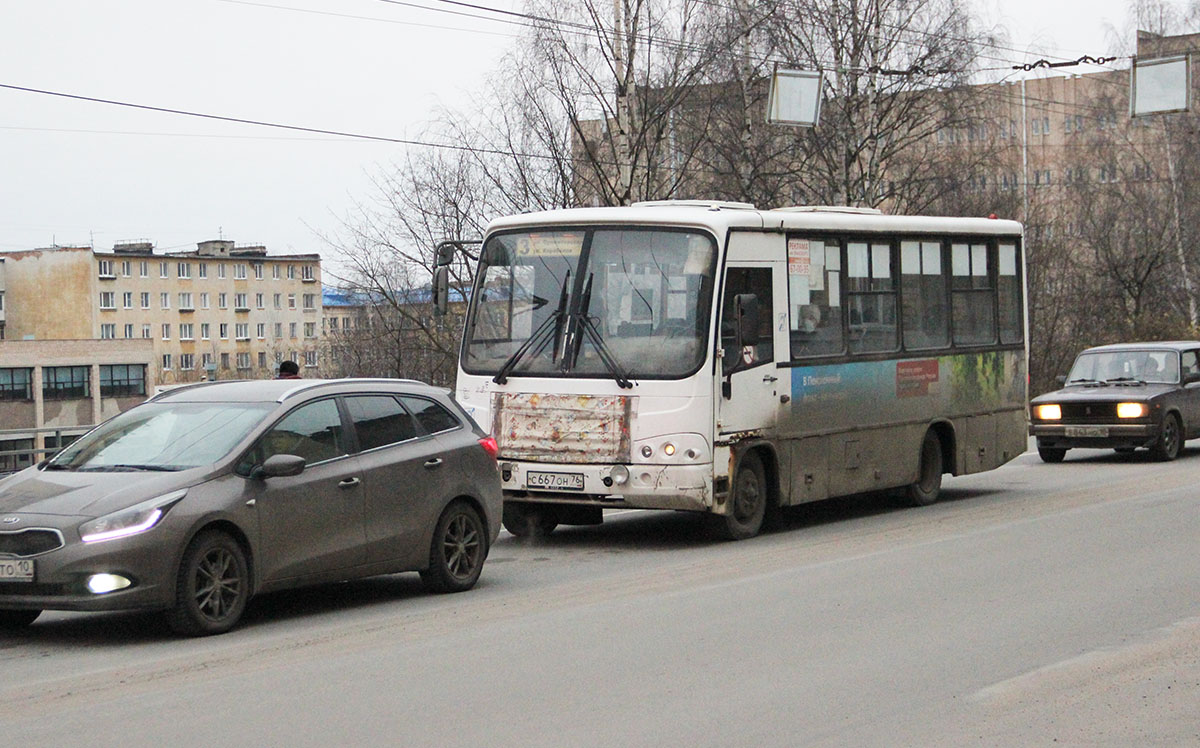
[1030,341,1200,462]
[0,379,502,635]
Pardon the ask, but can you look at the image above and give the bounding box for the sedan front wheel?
[1151,413,1183,461]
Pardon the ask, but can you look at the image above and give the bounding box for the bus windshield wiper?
[493,270,571,385]
[568,274,633,389]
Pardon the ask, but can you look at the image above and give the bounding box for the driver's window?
[721,267,774,367]
[244,399,348,470]
[1181,351,1198,379]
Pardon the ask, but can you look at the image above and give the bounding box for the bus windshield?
[463,228,717,380]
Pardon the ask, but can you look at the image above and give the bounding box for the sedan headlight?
[1116,402,1147,419]
[1035,404,1062,420]
[79,490,186,544]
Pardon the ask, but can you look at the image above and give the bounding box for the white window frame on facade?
[178,262,192,279]
[304,322,316,338]
[289,322,297,338]
[288,294,296,309]
[160,262,169,279]
[256,293,265,309]
[180,323,194,340]
[124,323,134,338]
[254,264,264,280]
[141,292,150,309]
[98,260,114,278]
[218,264,227,280]
[162,323,171,340]
[100,323,116,339]
[179,292,193,310]
[304,350,317,367]
[256,322,266,339]
[274,322,283,338]
[142,324,152,339]
[161,292,170,309]
[180,353,194,371]
[302,265,314,281]
[235,293,248,309]
[200,292,210,309]
[201,323,210,340]
[199,263,208,279]
[303,293,315,310]
[272,265,281,280]
[139,261,148,278]
[123,291,133,309]
[121,261,131,277]
[100,291,116,309]
[219,293,228,309]
[162,354,172,371]
[235,322,250,340]
[274,293,282,309]
[234,264,247,280]
[236,352,251,370]
[219,323,229,339]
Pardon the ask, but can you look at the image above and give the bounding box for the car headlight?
[1116,402,1147,419]
[1035,404,1062,420]
[79,490,186,544]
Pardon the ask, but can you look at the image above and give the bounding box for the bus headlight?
[1035,404,1062,420]
[1116,402,1146,418]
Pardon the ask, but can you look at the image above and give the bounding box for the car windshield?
[462,228,717,380]
[48,401,275,471]
[1067,349,1180,385]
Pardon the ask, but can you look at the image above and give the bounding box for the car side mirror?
[254,454,306,479]
[1055,374,1067,385]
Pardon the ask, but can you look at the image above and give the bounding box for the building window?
[179,292,193,309]
[98,259,114,277]
[198,263,208,279]
[254,264,264,280]
[43,366,90,400]
[287,265,296,280]
[141,292,150,309]
[200,292,210,309]
[180,323,194,340]
[303,293,315,310]
[304,350,317,367]
[162,323,171,340]
[202,352,213,368]
[201,323,210,339]
[219,293,228,309]
[288,294,296,309]
[178,262,192,279]
[256,293,265,309]
[256,323,266,339]
[162,354,173,371]
[101,323,116,339]
[218,264,227,280]
[304,322,316,338]
[272,265,281,280]
[302,265,315,281]
[236,352,251,370]
[180,353,195,370]
[100,291,116,309]
[123,291,133,309]
[221,352,230,369]
[273,293,282,309]
[289,322,297,338]
[235,293,248,309]
[234,264,247,280]
[121,260,131,277]
[258,351,267,369]
[142,324,152,339]
[235,323,249,340]
[100,364,145,397]
[274,322,283,338]
[160,262,169,279]
[161,292,170,309]
[0,368,33,401]
[139,261,149,278]
[219,323,229,339]
[124,323,134,338]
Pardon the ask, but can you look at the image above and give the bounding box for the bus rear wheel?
[715,452,767,540]
[905,431,943,507]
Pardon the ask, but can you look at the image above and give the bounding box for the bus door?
[717,233,788,438]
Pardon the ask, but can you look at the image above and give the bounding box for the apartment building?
[0,239,323,383]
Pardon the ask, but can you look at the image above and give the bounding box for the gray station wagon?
[0,378,502,635]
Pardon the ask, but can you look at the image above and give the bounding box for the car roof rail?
[277,377,435,402]
[148,380,250,401]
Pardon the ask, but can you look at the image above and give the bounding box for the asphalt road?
[1,444,1198,747]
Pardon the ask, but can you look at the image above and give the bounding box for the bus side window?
[721,267,774,365]
[998,242,1023,344]
[847,241,898,354]
[788,238,843,358]
[901,240,949,349]
[952,242,996,345]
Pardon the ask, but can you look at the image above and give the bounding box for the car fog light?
[663,443,676,457]
[86,573,132,595]
[609,465,629,485]
[640,445,653,459]
[1035,404,1062,420]
[1116,402,1146,418]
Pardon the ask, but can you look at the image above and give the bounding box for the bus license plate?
[1065,426,1108,437]
[526,471,584,491]
[0,558,34,582]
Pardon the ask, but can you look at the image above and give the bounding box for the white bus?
[440,201,1027,539]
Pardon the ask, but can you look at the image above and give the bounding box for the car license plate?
[1065,426,1109,437]
[0,558,34,582]
[526,471,584,491]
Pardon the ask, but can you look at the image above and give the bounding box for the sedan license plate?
[1065,426,1109,437]
[0,558,34,582]
[526,471,585,491]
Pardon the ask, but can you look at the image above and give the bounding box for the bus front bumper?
[498,460,715,512]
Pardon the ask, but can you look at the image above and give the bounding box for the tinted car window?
[251,399,348,466]
[399,396,461,435]
[346,395,418,451]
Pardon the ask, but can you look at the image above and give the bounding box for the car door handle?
[338,477,361,489]
[424,458,444,469]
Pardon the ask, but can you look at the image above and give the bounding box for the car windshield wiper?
[567,273,633,389]
[78,464,178,472]
[1104,377,1146,385]
[493,269,571,385]
[1067,377,1098,384]
[41,463,72,471]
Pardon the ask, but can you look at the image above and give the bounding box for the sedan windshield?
[49,401,275,471]
[463,228,717,380]
[1068,349,1180,384]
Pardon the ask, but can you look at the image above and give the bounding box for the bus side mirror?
[735,294,760,349]
[436,244,455,267]
[432,266,449,316]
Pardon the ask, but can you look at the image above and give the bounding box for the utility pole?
[1162,115,1199,327]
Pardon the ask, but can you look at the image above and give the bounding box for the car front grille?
[0,529,65,558]
[1060,402,1120,423]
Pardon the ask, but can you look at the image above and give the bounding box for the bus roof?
[486,203,1024,237]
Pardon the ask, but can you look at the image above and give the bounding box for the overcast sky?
[0,0,1163,260]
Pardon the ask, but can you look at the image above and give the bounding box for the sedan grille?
[0,529,65,558]
[1060,402,1120,423]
